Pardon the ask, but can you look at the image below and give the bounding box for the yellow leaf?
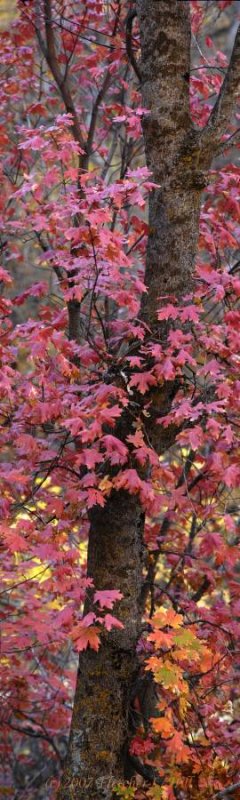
[152,607,183,630]
[99,475,113,494]
[151,660,185,691]
[173,628,202,654]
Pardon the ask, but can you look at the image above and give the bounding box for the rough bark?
[137,2,240,327]
[57,2,240,798]
[137,0,203,327]
[57,491,144,800]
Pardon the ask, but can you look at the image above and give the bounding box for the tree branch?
[215,126,240,156]
[202,24,240,150]
[81,71,111,171]
[6,718,64,764]
[36,0,86,152]
[127,754,163,785]
[191,576,210,603]
[213,782,240,799]
[126,8,141,82]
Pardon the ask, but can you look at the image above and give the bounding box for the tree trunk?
[57,2,220,798]
[137,0,203,326]
[57,491,144,800]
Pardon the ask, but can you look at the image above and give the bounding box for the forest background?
[1,2,240,800]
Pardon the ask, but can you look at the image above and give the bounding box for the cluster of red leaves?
[0,1,240,799]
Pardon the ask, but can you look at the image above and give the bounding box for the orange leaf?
[150,716,173,738]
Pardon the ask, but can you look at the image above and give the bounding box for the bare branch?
[127,754,163,785]
[81,71,111,171]
[6,718,64,764]
[213,782,240,799]
[35,0,86,152]
[126,8,142,82]
[215,126,240,157]
[191,576,211,603]
[202,24,240,150]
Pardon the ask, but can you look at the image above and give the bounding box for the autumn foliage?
[0,1,240,799]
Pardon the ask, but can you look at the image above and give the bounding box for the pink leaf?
[129,371,156,394]
[161,358,176,381]
[101,435,128,465]
[104,614,124,632]
[94,589,123,609]
[157,304,179,321]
